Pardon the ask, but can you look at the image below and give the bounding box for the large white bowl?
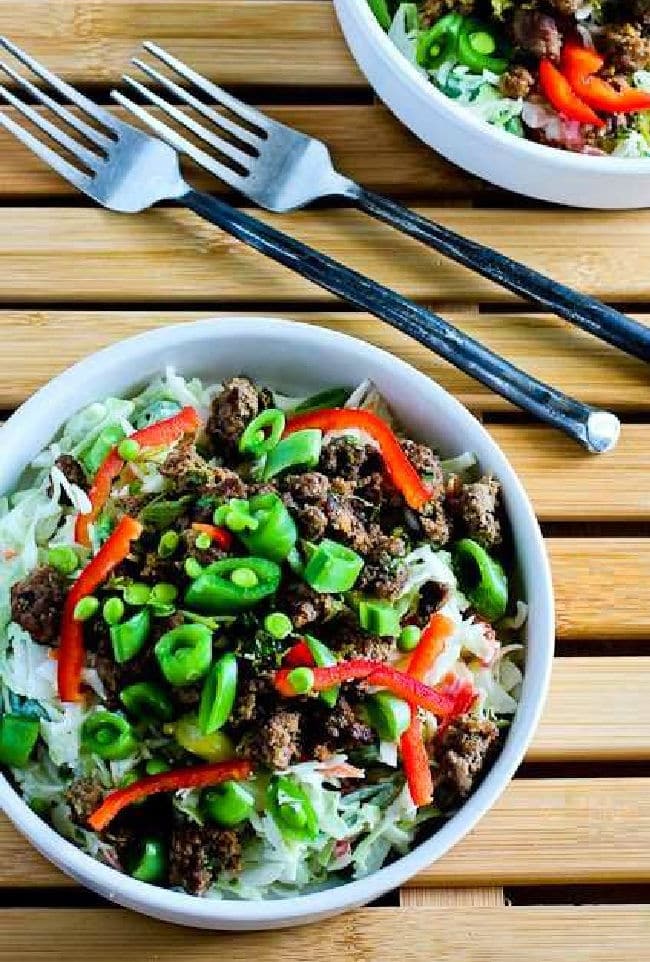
[335,0,650,208]
[0,317,553,929]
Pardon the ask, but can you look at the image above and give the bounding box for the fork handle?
[182,188,619,453]
[352,187,650,363]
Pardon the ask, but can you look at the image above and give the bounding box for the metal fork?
[0,37,619,452]
[115,41,650,366]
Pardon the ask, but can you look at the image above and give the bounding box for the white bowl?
[0,317,553,929]
[334,0,650,208]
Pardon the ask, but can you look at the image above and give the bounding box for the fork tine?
[142,41,270,134]
[0,60,113,150]
[0,36,119,132]
[0,80,102,170]
[111,89,246,191]
[0,94,91,191]
[122,72,253,171]
[131,56,263,150]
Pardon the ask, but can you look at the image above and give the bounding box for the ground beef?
[291,503,329,541]
[319,437,380,481]
[160,437,214,491]
[419,0,478,26]
[357,559,407,600]
[206,376,271,455]
[457,475,502,547]
[500,65,535,99]
[237,709,302,769]
[310,694,374,759]
[282,471,330,502]
[10,565,67,645]
[418,499,453,546]
[65,777,105,827]
[548,0,583,13]
[230,670,275,725]
[206,466,249,502]
[435,715,499,799]
[282,580,337,630]
[168,820,242,895]
[400,440,444,491]
[182,528,229,566]
[325,495,374,554]
[280,471,330,540]
[47,454,88,505]
[324,613,395,662]
[599,23,650,72]
[511,9,562,62]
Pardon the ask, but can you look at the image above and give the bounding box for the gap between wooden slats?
[0,1,362,88]
[0,310,647,414]
[1,208,650,303]
[0,905,648,961]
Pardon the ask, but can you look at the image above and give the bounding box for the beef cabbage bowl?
[0,319,553,928]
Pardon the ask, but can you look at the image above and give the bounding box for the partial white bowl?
[0,317,554,929]
[334,0,650,208]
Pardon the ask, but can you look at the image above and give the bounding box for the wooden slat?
[0,310,647,414]
[0,105,475,200]
[400,887,504,907]
[549,539,650,641]
[0,906,648,961]
[1,208,650,303]
[0,1,361,88]
[2,773,649,888]
[490,425,650,522]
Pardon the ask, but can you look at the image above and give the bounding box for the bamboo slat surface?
[0,0,647,956]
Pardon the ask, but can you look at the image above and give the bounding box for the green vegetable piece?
[117,438,141,462]
[398,624,422,652]
[214,498,259,533]
[102,596,124,627]
[366,692,411,742]
[453,538,508,621]
[166,714,235,762]
[47,545,78,575]
[359,599,401,637]
[367,0,391,30]
[203,780,255,827]
[150,582,178,605]
[140,496,193,529]
[287,666,314,695]
[0,714,39,768]
[158,530,180,559]
[184,557,281,614]
[416,12,463,69]
[126,838,166,884]
[73,595,99,622]
[154,623,213,686]
[262,429,322,480]
[120,681,174,723]
[198,652,238,735]
[110,608,151,664]
[266,775,318,842]
[230,567,258,588]
[185,557,203,580]
[292,387,350,415]
[235,493,298,563]
[303,538,363,594]
[304,634,339,707]
[457,17,510,74]
[82,424,125,475]
[239,408,286,457]
[81,711,138,761]
[264,612,293,640]
[145,757,171,776]
[123,582,151,606]
[134,399,181,430]
[195,532,211,551]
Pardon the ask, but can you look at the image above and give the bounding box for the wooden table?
[0,2,649,958]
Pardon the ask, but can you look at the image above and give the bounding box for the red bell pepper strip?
[75,406,201,547]
[407,612,454,682]
[539,59,605,127]
[282,640,316,668]
[274,659,461,718]
[58,516,143,702]
[400,715,433,807]
[285,408,432,511]
[191,523,233,551]
[88,759,253,831]
[562,42,650,115]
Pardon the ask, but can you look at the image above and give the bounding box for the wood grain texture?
[0,310,647,413]
[0,1,362,88]
[0,906,647,961]
[1,775,648,888]
[0,105,475,200]
[399,887,504,906]
[1,208,650,303]
[549,539,650,640]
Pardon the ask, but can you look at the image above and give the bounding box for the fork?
[113,43,650,366]
[0,37,619,453]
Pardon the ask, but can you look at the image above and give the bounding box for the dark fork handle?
[182,188,619,453]
[354,187,650,363]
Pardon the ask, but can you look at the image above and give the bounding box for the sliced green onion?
[102,596,125,626]
[0,714,40,767]
[398,624,422,652]
[262,429,322,480]
[120,681,174,723]
[110,608,151,664]
[195,532,211,551]
[366,692,411,742]
[453,538,508,622]
[230,567,258,589]
[150,582,178,605]
[123,582,151,606]
[158,530,180,558]
[359,599,401,637]
[292,387,350,415]
[117,438,141,462]
[154,624,213,686]
[305,634,338,707]
[145,757,171,776]
[82,424,125,475]
[126,838,166,884]
[81,711,137,761]
[198,652,238,735]
[239,408,286,457]
[287,666,314,695]
[266,775,318,842]
[469,30,495,55]
[185,557,203,580]
[303,538,363,594]
[47,545,78,575]
[264,612,293,640]
[73,596,99,622]
[202,781,255,827]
